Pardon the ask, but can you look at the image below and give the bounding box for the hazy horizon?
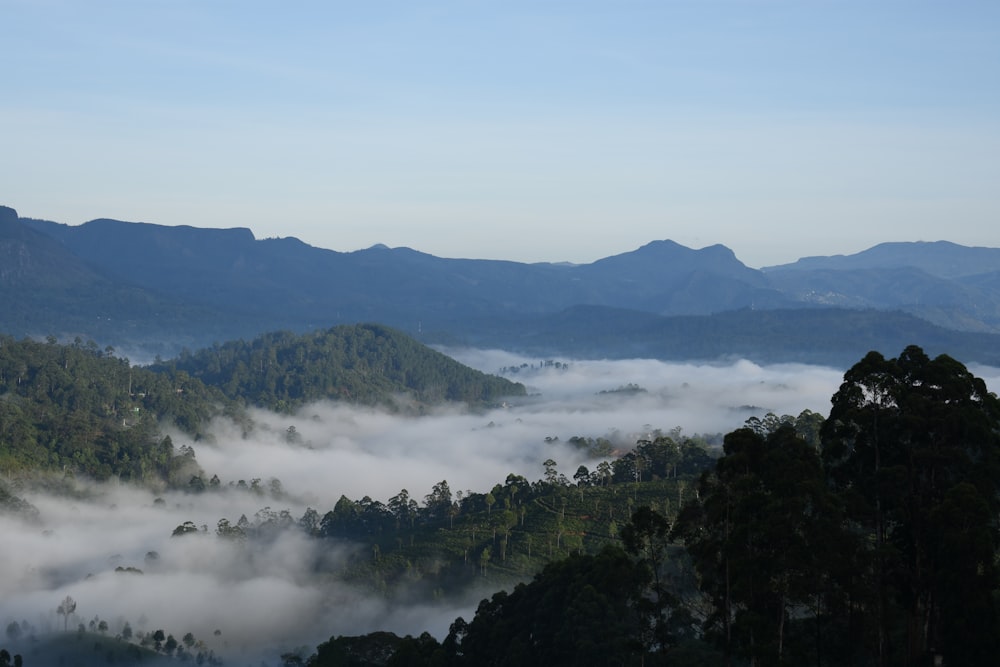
[7,201,997,271]
[4,1,999,267]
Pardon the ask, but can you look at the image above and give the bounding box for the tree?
[450,546,653,666]
[622,508,671,595]
[216,518,246,542]
[596,460,613,486]
[479,546,491,575]
[57,595,77,631]
[388,489,417,528]
[423,480,452,519]
[309,632,409,667]
[172,520,200,537]
[385,632,443,667]
[621,506,675,652]
[298,507,321,535]
[543,458,559,485]
[674,424,837,666]
[821,346,1000,667]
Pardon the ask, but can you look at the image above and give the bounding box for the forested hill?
[0,327,522,481]
[0,335,231,481]
[299,346,1000,667]
[153,324,526,412]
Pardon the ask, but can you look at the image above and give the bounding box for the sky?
[3,0,1000,267]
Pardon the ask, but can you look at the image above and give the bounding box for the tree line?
[2,594,223,666]
[154,323,526,413]
[302,346,1000,667]
[0,326,525,482]
[0,335,230,481]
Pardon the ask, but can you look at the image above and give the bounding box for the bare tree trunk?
[778,593,786,664]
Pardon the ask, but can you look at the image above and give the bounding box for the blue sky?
[3,0,999,267]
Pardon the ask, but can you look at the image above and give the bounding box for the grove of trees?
[5,340,999,667]
[0,326,524,482]
[155,324,526,412]
[304,346,1000,667]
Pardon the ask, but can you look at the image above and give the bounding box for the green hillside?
[0,325,523,481]
[193,429,731,600]
[1,629,216,667]
[301,347,1000,667]
[0,335,231,481]
[156,323,526,413]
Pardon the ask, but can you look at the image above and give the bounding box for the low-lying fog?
[3,351,996,662]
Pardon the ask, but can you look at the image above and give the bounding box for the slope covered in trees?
[301,346,1000,667]
[3,340,998,666]
[155,324,525,412]
[0,335,231,481]
[0,326,523,482]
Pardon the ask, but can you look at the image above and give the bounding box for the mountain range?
[4,204,1000,367]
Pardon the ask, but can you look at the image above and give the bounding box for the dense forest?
[2,343,999,666]
[0,335,230,483]
[154,323,526,412]
[297,346,1000,667]
[0,325,523,483]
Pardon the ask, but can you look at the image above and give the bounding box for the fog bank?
[5,352,991,662]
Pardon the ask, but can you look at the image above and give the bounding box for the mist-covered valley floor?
[4,349,998,664]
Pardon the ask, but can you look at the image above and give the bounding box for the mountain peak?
[591,239,749,274]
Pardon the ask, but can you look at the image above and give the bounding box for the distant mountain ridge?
[16,210,796,325]
[761,242,1000,334]
[4,204,1000,366]
[765,240,1000,279]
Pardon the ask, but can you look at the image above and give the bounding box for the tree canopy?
[0,335,229,480]
[305,345,1000,667]
[821,345,1000,666]
[155,323,526,412]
